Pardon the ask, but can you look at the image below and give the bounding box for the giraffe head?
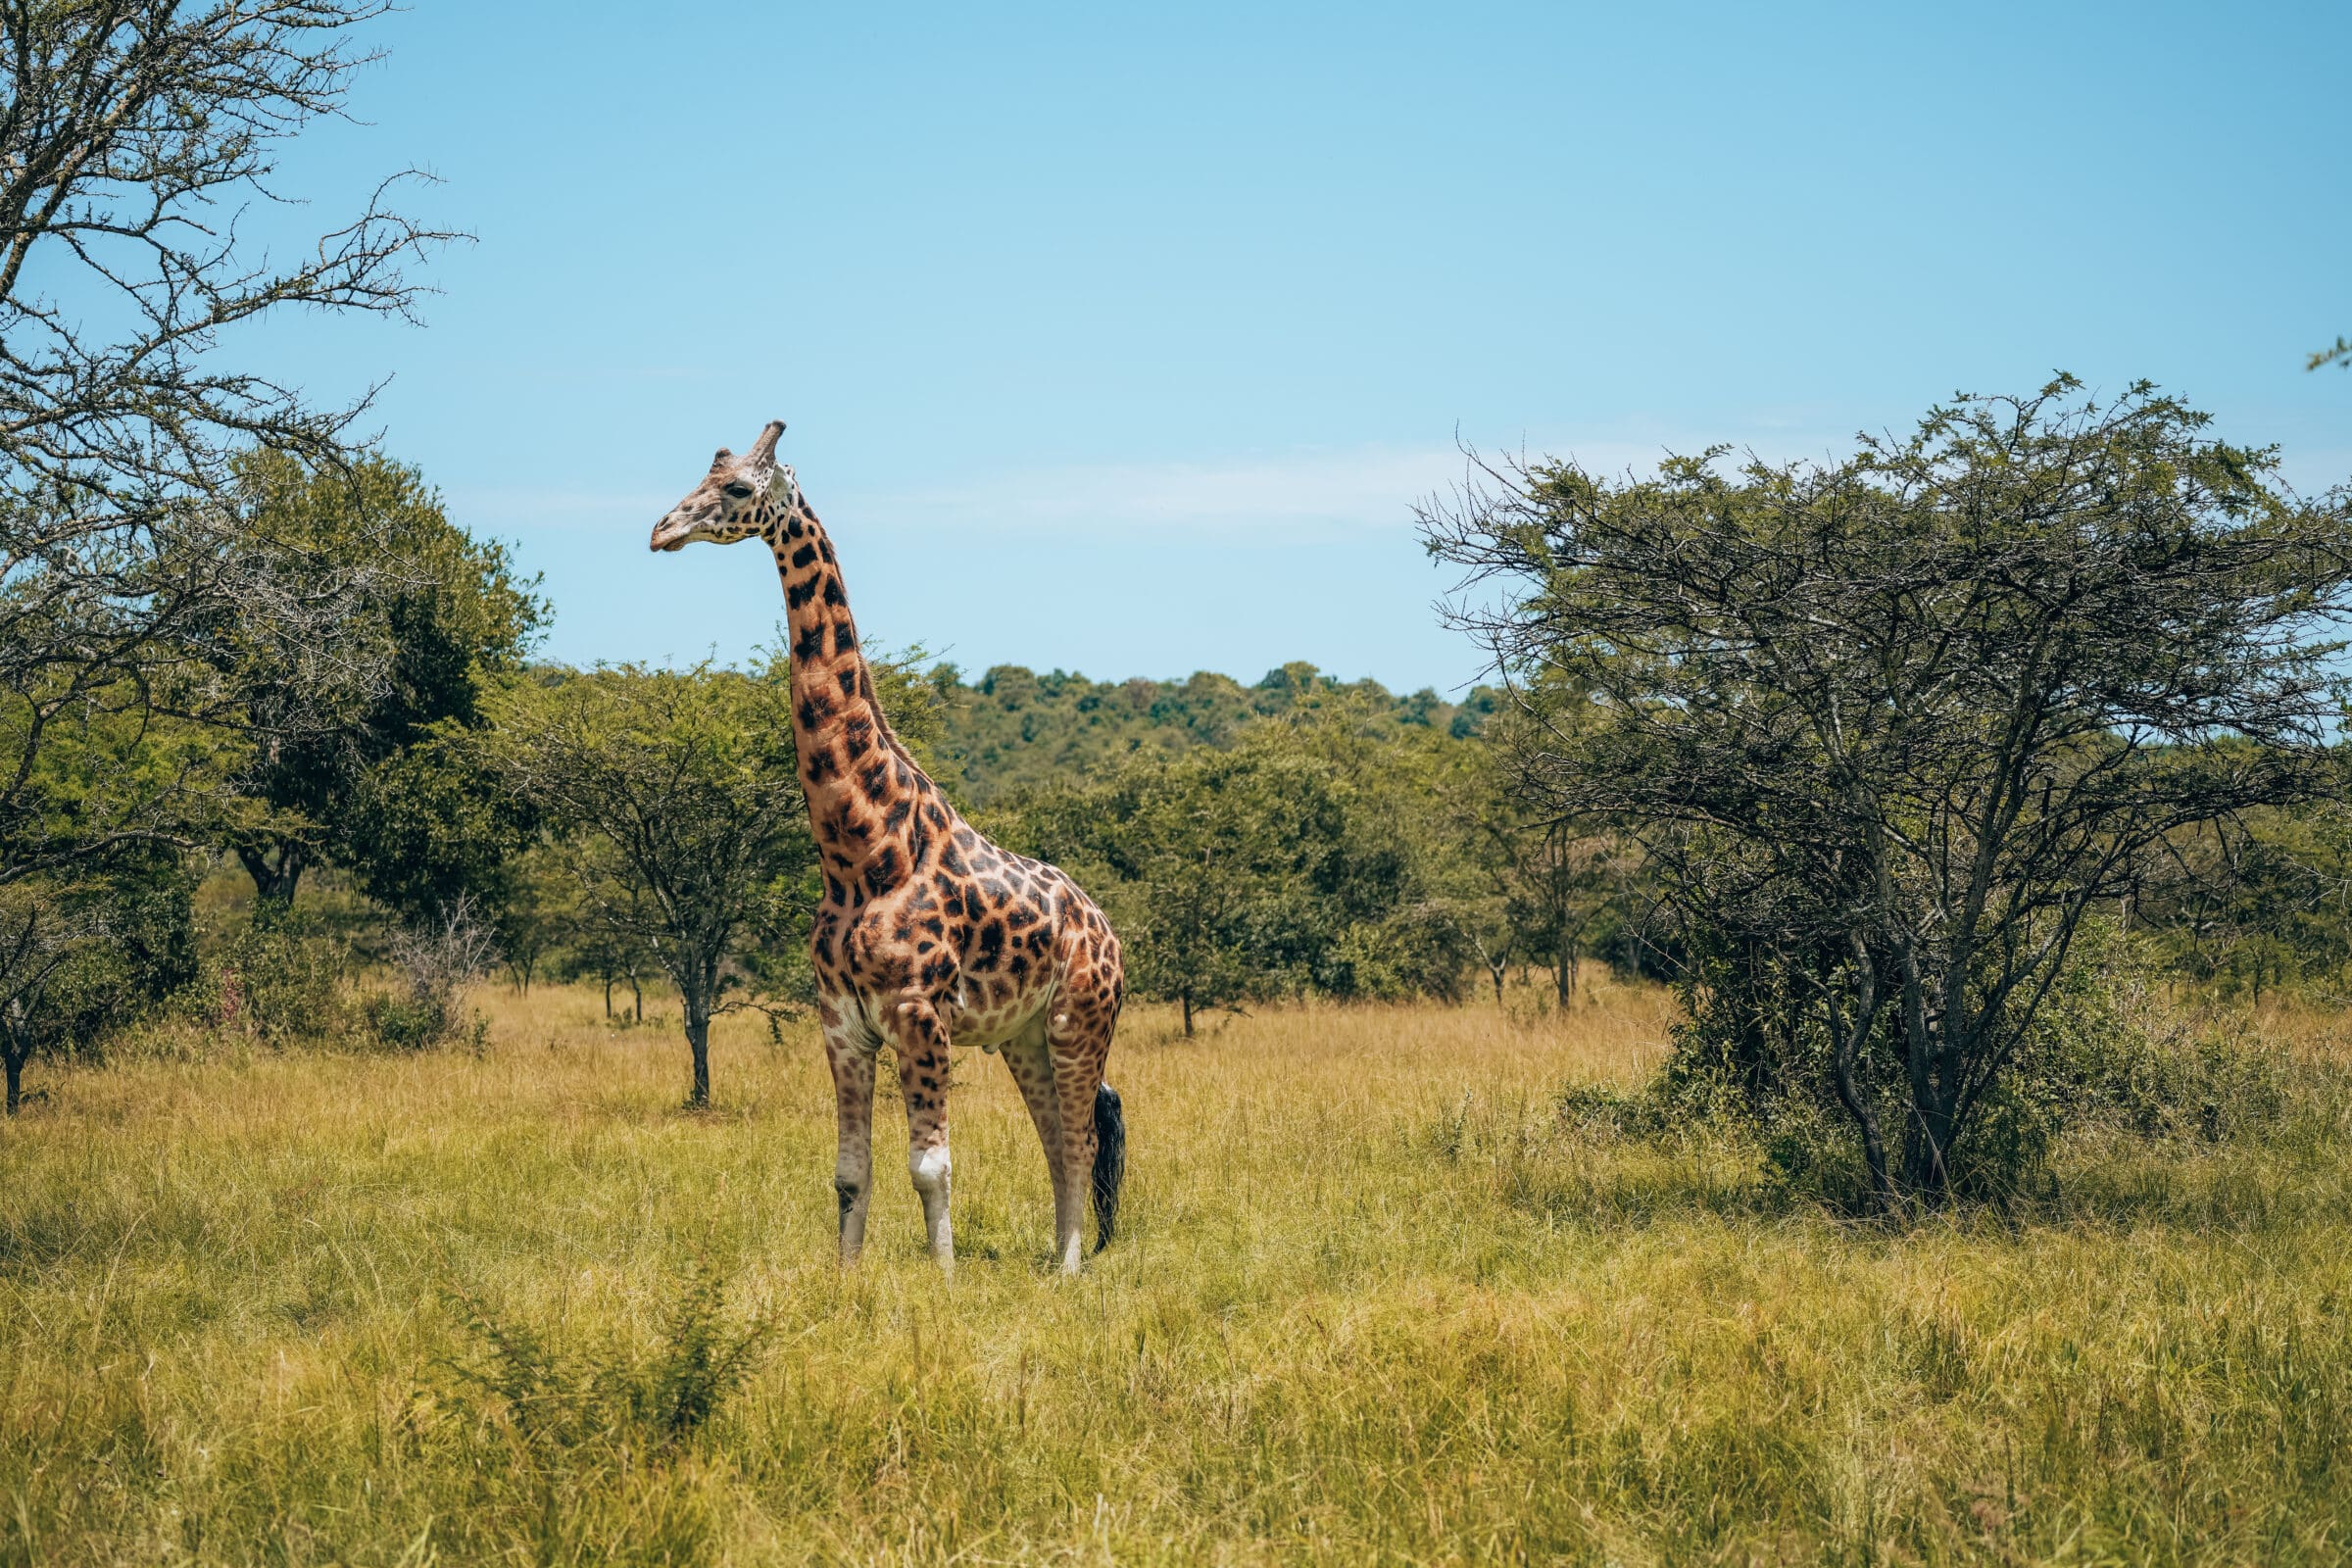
[650,419,803,552]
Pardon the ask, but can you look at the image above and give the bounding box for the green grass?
[3,983,2350,1565]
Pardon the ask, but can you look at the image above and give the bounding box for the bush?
[1625,921,2308,1207]
[0,851,199,1108]
[1964,923,2294,1185]
[210,906,352,1045]
[416,1264,771,1559]
[367,897,497,1051]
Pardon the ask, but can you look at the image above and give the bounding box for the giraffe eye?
[724,483,753,500]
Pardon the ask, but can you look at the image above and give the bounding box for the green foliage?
[0,848,197,1110]
[358,990,444,1053]
[1013,697,1478,1028]
[212,907,353,1046]
[938,659,1495,805]
[341,724,539,929]
[222,450,545,914]
[486,661,815,1103]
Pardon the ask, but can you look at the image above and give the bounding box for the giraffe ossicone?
[652,419,1127,1275]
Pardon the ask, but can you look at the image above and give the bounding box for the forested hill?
[932,661,1499,804]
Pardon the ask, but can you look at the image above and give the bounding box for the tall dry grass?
[2,979,2349,1564]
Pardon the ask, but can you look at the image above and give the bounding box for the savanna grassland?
[6,984,2352,1567]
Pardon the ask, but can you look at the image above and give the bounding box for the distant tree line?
[931,660,1499,806]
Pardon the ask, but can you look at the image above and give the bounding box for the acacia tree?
[1,3,451,1104]
[1425,378,2352,1210]
[488,664,812,1108]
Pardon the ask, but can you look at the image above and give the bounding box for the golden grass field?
[4,980,2351,1565]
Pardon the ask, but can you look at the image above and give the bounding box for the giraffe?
[650,420,1126,1274]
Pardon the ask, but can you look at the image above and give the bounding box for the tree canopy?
[1425,377,2352,1208]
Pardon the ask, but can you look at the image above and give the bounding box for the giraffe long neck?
[765,490,939,906]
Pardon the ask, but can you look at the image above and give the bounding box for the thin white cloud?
[855,438,1754,540]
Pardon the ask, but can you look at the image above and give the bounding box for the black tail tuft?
[1091,1082,1126,1252]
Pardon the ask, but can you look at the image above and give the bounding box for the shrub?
[211,906,352,1045]
[367,897,497,1051]
[1621,921,2308,1207]
[434,1264,770,1451]
[409,1264,768,1564]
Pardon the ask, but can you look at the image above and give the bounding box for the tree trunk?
[1181,993,1195,1038]
[1488,958,1506,1006]
[4,1051,21,1116]
[1555,933,1575,1008]
[238,845,306,908]
[603,974,613,1018]
[1900,1081,1959,1200]
[685,999,711,1107]
[1829,948,1901,1216]
[630,973,642,1022]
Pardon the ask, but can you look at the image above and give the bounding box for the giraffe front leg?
[889,997,956,1273]
[822,1011,878,1265]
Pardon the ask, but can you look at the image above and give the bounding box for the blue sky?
[252,1,2350,694]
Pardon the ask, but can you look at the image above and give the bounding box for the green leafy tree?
[1425,377,2352,1210]
[220,451,543,909]
[1018,704,1475,1033]
[340,725,539,930]
[494,843,576,995]
[0,849,195,1114]
[1443,704,1645,1006]
[487,663,813,1106]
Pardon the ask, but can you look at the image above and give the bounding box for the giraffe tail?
[1091,1082,1126,1252]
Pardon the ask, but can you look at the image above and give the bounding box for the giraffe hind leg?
[1047,993,1119,1272]
[1000,1019,1076,1264]
[821,1009,878,1266]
